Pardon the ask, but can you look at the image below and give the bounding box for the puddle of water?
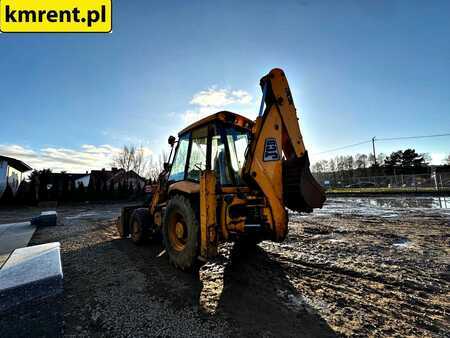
[291,196,450,219]
[325,231,348,243]
[392,238,411,248]
[64,209,121,221]
[65,212,100,219]
[368,197,450,209]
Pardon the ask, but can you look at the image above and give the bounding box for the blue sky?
[1,0,449,172]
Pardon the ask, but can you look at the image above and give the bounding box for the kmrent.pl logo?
[0,0,111,32]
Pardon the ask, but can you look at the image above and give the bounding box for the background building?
[0,155,32,199]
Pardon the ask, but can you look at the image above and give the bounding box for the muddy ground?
[1,197,449,337]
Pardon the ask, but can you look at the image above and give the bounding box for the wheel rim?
[168,212,187,251]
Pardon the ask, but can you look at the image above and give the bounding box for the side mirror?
[168,135,176,147]
[163,162,170,171]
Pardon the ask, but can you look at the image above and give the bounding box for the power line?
[312,132,450,155]
[313,140,371,155]
[376,133,450,141]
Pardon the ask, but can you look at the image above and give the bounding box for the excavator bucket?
[283,152,326,213]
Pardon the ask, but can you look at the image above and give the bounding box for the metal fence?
[315,172,450,190]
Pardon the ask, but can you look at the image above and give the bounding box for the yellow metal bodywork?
[178,111,253,136]
[243,68,308,241]
[199,170,217,258]
[219,195,246,240]
[244,105,286,240]
[268,68,306,158]
[154,211,162,227]
[150,183,164,215]
[146,68,323,264]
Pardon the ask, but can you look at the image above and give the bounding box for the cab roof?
[178,111,254,136]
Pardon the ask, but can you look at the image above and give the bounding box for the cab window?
[211,127,233,185]
[168,133,190,182]
[187,127,208,181]
[226,128,249,185]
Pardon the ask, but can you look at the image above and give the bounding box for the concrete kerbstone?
[0,221,36,256]
[0,242,63,337]
[31,210,58,226]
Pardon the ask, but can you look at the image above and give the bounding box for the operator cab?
[168,111,254,187]
[166,111,265,241]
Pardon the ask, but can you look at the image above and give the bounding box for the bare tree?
[112,145,135,171]
[312,161,324,174]
[344,155,354,171]
[328,158,337,183]
[312,160,328,174]
[355,154,368,169]
[146,157,161,182]
[446,154,450,165]
[322,160,329,172]
[329,159,336,172]
[112,145,147,175]
[421,152,432,165]
[336,156,345,172]
[133,146,146,176]
[376,152,385,166]
[145,150,169,182]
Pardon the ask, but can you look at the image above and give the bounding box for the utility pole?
[372,137,377,166]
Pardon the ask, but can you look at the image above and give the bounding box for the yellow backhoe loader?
[118,68,325,270]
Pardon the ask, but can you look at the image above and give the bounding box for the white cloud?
[0,144,153,173]
[190,87,249,107]
[430,152,447,165]
[0,144,37,157]
[181,107,218,124]
[181,87,254,124]
[231,90,252,104]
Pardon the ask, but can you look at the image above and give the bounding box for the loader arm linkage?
[243,68,325,241]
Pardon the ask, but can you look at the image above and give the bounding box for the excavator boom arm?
[259,69,306,159]
[244,68,325,241]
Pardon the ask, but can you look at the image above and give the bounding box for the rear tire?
[118,206,143,238]
[162,195,199,271]
[130,208,151,244]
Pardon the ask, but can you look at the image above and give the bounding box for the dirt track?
[2,197,449,337]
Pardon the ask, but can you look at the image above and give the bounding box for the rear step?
[244,224,261,228]
[244,223,263,233]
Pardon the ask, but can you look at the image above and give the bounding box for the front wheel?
[162,195,199,271]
